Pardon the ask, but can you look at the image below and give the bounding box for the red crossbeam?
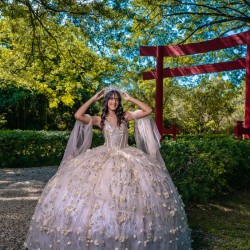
[143,58,246,80]
[140,31,250,139]
[140,31,250,57]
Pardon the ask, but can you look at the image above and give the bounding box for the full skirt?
[24,146,192,250]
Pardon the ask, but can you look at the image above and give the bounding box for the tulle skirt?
[24,145,192,249]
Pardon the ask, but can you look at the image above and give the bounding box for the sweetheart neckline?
[105,120,118,128]
[104,119,127,128]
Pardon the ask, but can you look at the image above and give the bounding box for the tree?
[0,0,248,132]
[174,77,242,134]
[0,12,115,129]
[136,0,250,43]
[0,13,113,107]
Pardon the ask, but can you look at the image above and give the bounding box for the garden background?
[0,1,250,249]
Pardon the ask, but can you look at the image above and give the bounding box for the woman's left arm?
[122,92,152,121]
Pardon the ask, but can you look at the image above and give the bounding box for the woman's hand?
[75,88,104,124]
[122,92,131,101]
[93,89,105,101]
[123,92,152,120]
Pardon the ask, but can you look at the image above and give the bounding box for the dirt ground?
[0,167,58,250]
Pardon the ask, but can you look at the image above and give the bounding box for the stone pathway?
[0,167,58,250]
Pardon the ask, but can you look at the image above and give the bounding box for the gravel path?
[0,167,58,250]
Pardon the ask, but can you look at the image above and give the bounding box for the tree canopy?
[0,0,249,131]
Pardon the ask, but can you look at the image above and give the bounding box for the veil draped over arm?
[60,115,93,167]
[133,111,166,167]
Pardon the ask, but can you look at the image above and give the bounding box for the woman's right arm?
[74,89,104,126]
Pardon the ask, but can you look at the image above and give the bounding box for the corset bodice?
[103,120,128,149]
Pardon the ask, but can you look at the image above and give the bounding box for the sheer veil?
[133,110,167,168]
[60,115,93,167]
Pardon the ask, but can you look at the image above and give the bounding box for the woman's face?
[107,92,119,111]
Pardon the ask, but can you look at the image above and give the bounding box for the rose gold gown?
[24,120,192,249]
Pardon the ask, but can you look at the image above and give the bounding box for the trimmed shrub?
[0,129,104,168]
[0,130,68,167]
[1,130,249,204]
[161,137,250,204]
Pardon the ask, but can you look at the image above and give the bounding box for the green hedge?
[0,129,104,168]
[0,130,249,204]
[161,137,250,204]
[0,130,67,167]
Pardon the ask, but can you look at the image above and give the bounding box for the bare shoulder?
[92,116,101,127]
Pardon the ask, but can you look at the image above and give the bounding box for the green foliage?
[174,77,242,134]
[132,76,244,134]
[0,129,103,168]
[1,129,249,206]
[161,137,250,204]
[0,85,48,130]
[0,0,248,134]
[0,84,101,130]
[0,130,68,167]
[0,15,110,109]
[1,0,248,88]
[0,114,7,128]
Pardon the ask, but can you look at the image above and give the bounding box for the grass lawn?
[186,187,250,250]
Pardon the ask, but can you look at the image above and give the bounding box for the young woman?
[24,86,192,249]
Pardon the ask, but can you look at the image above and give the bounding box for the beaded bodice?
[103,120,128,149]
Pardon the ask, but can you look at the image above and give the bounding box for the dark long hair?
[100,90,125,129]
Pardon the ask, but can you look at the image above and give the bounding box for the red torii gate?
[140,30,250,139]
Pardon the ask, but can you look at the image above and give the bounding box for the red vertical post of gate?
[156,46,164,136]
[245,32,250,139]
[140,30,250,139]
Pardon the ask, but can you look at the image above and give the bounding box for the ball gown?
[24,117,192,249]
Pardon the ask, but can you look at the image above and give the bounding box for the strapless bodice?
[103,120,128,149]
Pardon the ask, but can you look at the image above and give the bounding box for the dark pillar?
[156,46,164,138]
[244,33,250,139]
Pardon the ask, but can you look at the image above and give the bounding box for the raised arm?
[74,89,104,126]
[122,92,152,121]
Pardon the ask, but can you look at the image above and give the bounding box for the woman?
[24,86,192,249]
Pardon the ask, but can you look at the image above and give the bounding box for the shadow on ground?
[0,167,57,250]
[186,187,250,250]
